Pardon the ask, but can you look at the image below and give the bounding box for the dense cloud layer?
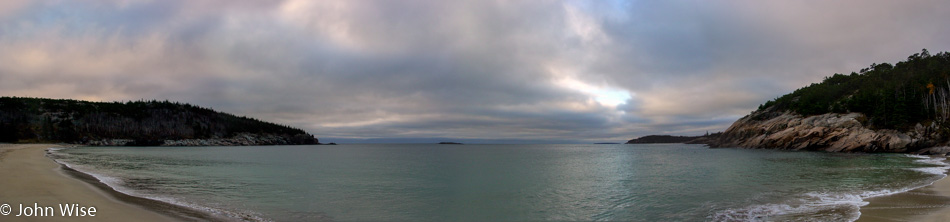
[2,0,949,143]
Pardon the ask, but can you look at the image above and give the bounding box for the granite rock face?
[711,107,941,153]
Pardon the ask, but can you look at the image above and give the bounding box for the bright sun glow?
[555,77,631,107]
[547,64,632,108]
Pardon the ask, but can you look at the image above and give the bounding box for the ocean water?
[49,144,948,221]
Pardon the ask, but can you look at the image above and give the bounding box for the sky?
[1,0,950,143]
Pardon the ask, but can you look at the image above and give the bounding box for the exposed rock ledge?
[710,108,942,153]
[84,133,319,146]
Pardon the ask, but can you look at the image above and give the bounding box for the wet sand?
[0,144,221,221]
[858,159,950,222]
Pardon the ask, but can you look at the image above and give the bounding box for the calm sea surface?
[50,144,947,221]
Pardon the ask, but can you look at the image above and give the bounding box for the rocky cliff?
[710,107,943,153]
[703,50,950,154]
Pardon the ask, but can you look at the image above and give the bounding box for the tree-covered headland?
[0,97,318,145]
[758,49,950,132]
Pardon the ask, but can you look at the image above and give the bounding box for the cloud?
[1,0,949,143]
[0,0,31,19]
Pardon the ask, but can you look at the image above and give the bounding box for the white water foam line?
[46,147,272,222]
[908,155,950,176]
[713,155,950,222]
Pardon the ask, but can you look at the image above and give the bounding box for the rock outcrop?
[85,133,319,146]
[710,107,942,153]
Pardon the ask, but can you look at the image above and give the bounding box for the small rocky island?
[438,142,463,145]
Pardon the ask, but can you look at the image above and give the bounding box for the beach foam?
[48,147,271,222]
[0,144,175,221]
[712,155,949,222]
[908,155,950,175]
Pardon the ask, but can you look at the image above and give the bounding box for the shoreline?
[0,144,224,221]
[52,152,233,221]
[857,156,950,222]
[11,143,950,221]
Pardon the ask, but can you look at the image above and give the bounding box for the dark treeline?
[626,135,700,144]
[0,97,318,144]
[626,133,721,144]
[758,49,950,130]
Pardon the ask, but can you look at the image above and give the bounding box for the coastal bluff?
[709,107,941,153]
[708,50,950,154]
[0,97,320,146]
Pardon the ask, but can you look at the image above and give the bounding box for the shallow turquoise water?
[51,144,947,221]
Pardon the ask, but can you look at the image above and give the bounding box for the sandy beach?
[858,159,950,222]
[0,144,194,222]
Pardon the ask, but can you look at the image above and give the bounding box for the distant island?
[711,49,950,154]
[626,133,720,144]
[438,142,463,145]
[0,97,320,146]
